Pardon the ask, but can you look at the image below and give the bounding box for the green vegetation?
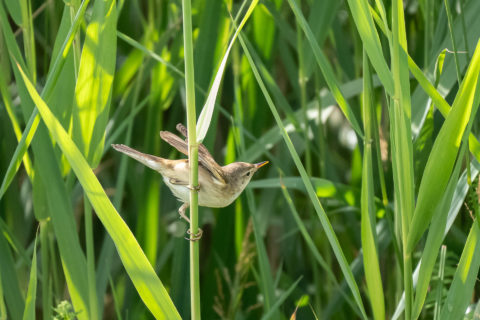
[1,0,480,319]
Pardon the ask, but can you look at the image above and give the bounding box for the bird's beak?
[255,161,269,169]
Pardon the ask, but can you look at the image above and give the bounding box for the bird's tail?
[111,144,165,172]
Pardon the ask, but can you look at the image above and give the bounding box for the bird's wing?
[159,130,189,156]
[175,124,213,164]
[160,125,226,184]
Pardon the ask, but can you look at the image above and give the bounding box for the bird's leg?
[178,202,190,223]
[169,178,200,192]
[178,202,203,241]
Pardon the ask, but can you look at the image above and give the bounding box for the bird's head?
[223,161,269,192]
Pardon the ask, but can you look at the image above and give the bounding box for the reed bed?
[1,0,480,319]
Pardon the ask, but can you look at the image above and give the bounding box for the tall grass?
[1,0,480,319]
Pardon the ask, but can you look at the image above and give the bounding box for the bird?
[112,123,268,240]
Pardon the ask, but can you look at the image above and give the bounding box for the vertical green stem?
[39,221,52,320]
[443,0,462,84]
[458,0,470,58]
[84,197,98,320]
[0,267,5,320]
[444,0,472,185]
[391,0,414,318]
[361,51,385,320]
[295,2,311,175]
[19,0,36,83]
[182,0,201,319]
[433,245,447,320]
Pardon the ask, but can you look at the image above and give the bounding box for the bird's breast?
[160,162,245,208]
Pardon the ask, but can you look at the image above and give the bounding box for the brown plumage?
[112,124,268,238]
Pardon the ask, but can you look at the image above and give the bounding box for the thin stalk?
[433,245,447,319]
[458,0,470,58]
[423,0,434,66]
[361,51,385,320]
[0,270,4,320]
[0,60,34,178]
[314,72,326,176]
[40,221,52,320]
[295,4,311,175]
[444,0,471,185]
[391,0,415,317]
[84,198,99,320]
[69,0,82,78]
[0,0,90,199]
[182,0,201,319]
[232,45,246,257]
[19,0,36,83]
[444,0,462,84]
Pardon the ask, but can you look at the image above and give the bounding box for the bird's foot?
[178,203,190,223]
[178,202,202,240]
[185,228,203,241]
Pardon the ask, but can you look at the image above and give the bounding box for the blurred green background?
[1,0,480,319]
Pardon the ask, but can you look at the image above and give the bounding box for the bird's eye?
[245,172,251,177]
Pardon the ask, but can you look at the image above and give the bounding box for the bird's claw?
[187,184,200,192]
[185,228,203,241]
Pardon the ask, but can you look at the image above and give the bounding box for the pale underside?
[161,160,241,208]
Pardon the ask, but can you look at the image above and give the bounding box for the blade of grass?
[407,54,480,161]
[96,88,138,318]
[344,0,394,94]
[4,0,21,24]
[261,277,302,320]
[240,76,383,164]
[412,143,466,319]
[22,235,37,320]
[16,63,181,320]
[72,2,116,317]
[0,31,33,179]
[368,0,480,164]
[196,0,258,143]
[39,221,52,320]
[407,39,480,252]
[0,270,5,320]
[249,176,361,207]
[247,194,278,315]
[295,1,311,175]
[0,0,90,199]
[391,0,415,317]
[411,0,480,131]
[278,175,362,317]
[439,220,480,319]
[72,0,116,167]
[434,245,447,320]
[360,51,385,320]
[0,229,24,319]
[323,221,391,318]
[392,161,480,319]
[443,0,463,84]
[287,0,363,138]
[238,31,368,319]
[9,59,92,320]
[229,42,278,317]
[193,0,230,100]
[240,36,300,130]
[19,0,36,83]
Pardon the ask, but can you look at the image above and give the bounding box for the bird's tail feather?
[111,144,164,172]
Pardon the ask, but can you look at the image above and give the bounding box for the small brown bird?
[112,124,268,239]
